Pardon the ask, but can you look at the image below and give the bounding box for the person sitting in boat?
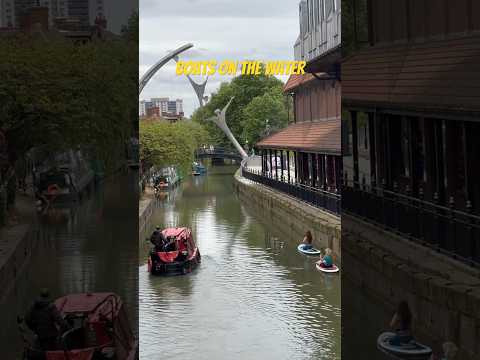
[25,288,70,351]
[302,230,313,249]
[150,226,167,251]
[389,300,413,346]
[164,236,177,252]
[318,248,334,268]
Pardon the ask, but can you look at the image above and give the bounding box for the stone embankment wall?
[139,193,155,239]
[233,171,341,259]
[343,214,480,360]
[0,194,37,305]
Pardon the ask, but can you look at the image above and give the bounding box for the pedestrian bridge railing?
[195,148,242,161]
[241,167,341,215]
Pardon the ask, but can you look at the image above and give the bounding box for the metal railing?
[241,167,341,215]
[195,147,242,160]
[343,181,480,267]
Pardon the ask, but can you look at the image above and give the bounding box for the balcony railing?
[343,181,480,267]
[241,167,341,215]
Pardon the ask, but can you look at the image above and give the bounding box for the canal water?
[139,165,341,360]
[1,171,139,358]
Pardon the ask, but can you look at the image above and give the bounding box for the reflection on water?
[140,166,341,360]
[342,276,393,360]
[1,171,139,358]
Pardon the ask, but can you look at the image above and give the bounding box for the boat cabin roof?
[55,292,121,317]
[162,227,191,239]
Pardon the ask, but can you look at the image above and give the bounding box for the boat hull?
[377,332,432,360]
[149,252,201,276]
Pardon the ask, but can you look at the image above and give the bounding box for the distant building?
[18,5,49,31]
[0,0,15,28]
[5,0,101,29]
[140,97,184,120]
[45,0,69,26]
[67,0,89,27]
[145,106,160,118]
[150,98,168,114]
[139,100,148,117]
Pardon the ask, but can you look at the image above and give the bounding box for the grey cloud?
[140,0,298,19]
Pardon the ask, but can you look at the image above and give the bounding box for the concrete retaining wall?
[343,214,480,360]
[233,171,341,258]
[139,194,154,238]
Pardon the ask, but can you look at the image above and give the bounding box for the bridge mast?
[207,97,248,160]
[139,43,194,94]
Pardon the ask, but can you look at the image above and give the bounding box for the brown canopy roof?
[256,119,340,155]
[283,73,316,92]
[342,35,480,115]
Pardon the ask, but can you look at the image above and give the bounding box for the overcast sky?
[104,0,137,34]
[139,0,300,117]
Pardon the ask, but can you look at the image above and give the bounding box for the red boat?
[22,293,138,360]
[148,227,201,275]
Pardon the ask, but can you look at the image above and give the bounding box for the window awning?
[256,119,340,155]
[342,35,480,115]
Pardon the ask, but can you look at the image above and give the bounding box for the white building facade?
[294,0,341,62]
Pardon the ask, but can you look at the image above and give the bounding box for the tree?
[191,73,288,150]
[122,11,139,43]
[242,87,288,146]
[0,33,137,171]
[139,120,209,174]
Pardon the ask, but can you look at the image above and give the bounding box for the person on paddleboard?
[430,341,458,360]
[318,248,333,268]
[389,300,413,346]
[302,230,313,249]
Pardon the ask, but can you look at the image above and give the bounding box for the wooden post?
[275,149,278,180]
[368,112,376,188]
[351,111,359,188]
[287,150,291,183]
[280,150,284,181]
[269,149,273,178]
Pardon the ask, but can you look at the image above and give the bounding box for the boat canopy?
[158,227,197,263]
[44,293,137,360]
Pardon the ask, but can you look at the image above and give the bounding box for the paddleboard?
[316,263,339,273]
[377,332,432,360]
[297,244,321,256]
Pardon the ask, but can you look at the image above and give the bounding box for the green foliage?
[0,33,137,170]
[242,87,288,146]
[139,120,209,173]
[122,11,139,43]
[191,74,288,150]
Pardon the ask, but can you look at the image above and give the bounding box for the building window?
[325,0,333,18]
[307,0,311,33]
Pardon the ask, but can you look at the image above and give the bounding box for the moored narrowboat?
[192,162,206,176]
[34,150,94,203]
